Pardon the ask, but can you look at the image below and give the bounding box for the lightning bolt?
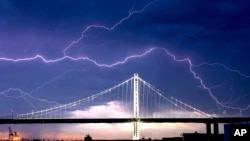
[0,0,157,114]
[193,62,250,112]
[0,68,87,110]
[1,47,250,113]
[0,0,156,66]
[63,0,157,55]
[0,88,42,110]
[0,0,249,116]
[194,62,250,78]
[0,87,59,111]
[158,48,250,112]
[0,48,154,67]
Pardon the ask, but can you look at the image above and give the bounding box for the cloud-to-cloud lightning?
[194,62,250,78]
[158,48,250,112]
[1,46,250,113]
[0,0,249,116]
[0,0,157,112]
[0,48,155,67]
[0,0,156,66]
[63,0,157,55]
[0,68,87,110]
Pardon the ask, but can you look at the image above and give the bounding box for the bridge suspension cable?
[138,77,211,118]
[16,74,211,119]
[17,77,134,119]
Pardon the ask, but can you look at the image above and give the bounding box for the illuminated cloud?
[69,101,133,118]
[32,101,212,140]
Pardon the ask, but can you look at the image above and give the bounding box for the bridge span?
[1,117,250,140]
[4,74,250,140]
[0,117,250,124]
[1,117,249,138]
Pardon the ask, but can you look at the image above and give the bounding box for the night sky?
[1,0,250,139]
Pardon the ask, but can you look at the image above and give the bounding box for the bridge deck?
[0,118,250,124]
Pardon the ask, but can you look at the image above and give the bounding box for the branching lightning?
[0,0,157,114]
[194,62,250,78]
[63,0,157,55]
[0,0,249,116]
[1,47,250,113]
[0,68,87,109]
[159,48,250,112]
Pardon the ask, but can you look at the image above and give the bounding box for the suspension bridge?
[1,73,250,140]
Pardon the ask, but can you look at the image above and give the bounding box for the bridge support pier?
[206,122,211,141]
[213,121,219,141]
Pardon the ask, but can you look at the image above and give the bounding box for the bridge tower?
[133,73,140,140]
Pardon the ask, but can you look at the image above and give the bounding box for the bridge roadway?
[1,117,249,140]
[0,117,250,124]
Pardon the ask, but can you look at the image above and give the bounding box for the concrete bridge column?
[206,122,211,141]
[214,121,219,141]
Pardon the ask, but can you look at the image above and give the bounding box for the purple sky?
[0,0,250,139]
